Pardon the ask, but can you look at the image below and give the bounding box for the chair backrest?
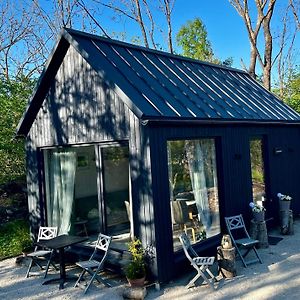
[225,214,251,240]
[37,227,58,242]
[179,233,199,262]
[90,233,112,263]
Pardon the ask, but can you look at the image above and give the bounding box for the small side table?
[249,219,269,248]
[74,220,88,236]
[217,246,236,278]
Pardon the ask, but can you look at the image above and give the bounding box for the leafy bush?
[124,238,146,280]
[0,76,35,184]
[0,219,32,260]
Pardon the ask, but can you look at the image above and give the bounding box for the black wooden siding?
[146,122,300,282]
[30,46,131,147]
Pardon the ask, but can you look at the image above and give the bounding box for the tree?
[0,76,35,184]
[281,71,300,112]
[95,0,176,51]
[229,0,299,91]
[176,18,233,66]
[176,18,214,61]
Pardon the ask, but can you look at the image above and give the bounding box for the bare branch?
[77,0,110,38]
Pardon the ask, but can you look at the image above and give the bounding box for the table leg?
[58,248,66,290]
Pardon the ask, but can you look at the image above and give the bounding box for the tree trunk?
[249,44,257,79]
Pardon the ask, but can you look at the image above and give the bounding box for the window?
[167,139,220,249]
[250,138,266,205]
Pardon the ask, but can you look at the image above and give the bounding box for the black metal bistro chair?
[179,233,217,290]
[25,226,58,278]
[225,214,262,267]
[74,233,112,294]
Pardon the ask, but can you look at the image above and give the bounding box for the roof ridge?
[63,27,248,75]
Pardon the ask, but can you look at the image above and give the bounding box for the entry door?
[100,146,130,237]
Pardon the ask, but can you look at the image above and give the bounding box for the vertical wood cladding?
[30,46,130,147]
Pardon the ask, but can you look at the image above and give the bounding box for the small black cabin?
[17,28,300,283]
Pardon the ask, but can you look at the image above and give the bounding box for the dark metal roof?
[17,28,300,136]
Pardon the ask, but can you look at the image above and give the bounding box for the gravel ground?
[1,219,300,300]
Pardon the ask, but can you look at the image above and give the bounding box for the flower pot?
[253,211,265,222]
[127,276,146,287]
[279,200,291,211]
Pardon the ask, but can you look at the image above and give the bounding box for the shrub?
[0,219,32,260]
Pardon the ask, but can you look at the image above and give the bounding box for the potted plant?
[277,193,292,211]
[124,238,146,287]
[249,202,266,222]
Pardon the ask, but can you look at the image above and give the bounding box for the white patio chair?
[74,233,112,294]
[225,214,262,267]
[25,226,58,278]
[179,233,217,290]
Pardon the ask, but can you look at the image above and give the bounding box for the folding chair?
[25,226,58,278]
[225,214,262,267]
[179,233,217,290]
[74,233,112,294]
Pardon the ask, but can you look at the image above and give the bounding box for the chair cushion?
[235,238,259,247]
[76,259,100,269]
[27,250,52,257]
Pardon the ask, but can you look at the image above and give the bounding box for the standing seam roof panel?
[198,64,258,119]
[110,44,201,118]
[227,71,284,119]
[180,61,240,118]
[210,67,274,120]
[154,55,220,118]
[168,60,231,118]
[140,52,208,118]
[232,72,292,120]
[61,31,300,122]
[236,72,300,120]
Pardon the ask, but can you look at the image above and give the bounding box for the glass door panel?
[44,145,99,236]
[102,146,130,237]
[250,138,266,205]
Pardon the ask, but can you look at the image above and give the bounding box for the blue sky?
[92,0,299,78]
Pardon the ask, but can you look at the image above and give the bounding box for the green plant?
[0,219,32,260]
[124,238,146,280]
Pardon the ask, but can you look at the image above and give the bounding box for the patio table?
[37,234,88,289]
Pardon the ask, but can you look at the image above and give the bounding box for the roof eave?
[141,117,300,126]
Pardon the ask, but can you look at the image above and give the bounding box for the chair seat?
[27,250,52,257]
[236,238,259,247]
[76,259,100,269]
[74,233,112,294]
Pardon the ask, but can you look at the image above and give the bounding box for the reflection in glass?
[102,146,130,237]
[250,138,266,204]
[167,139,220,249]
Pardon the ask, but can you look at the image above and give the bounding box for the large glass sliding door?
[43,144,130,241]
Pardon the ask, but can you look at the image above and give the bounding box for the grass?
[0,219,32,260]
